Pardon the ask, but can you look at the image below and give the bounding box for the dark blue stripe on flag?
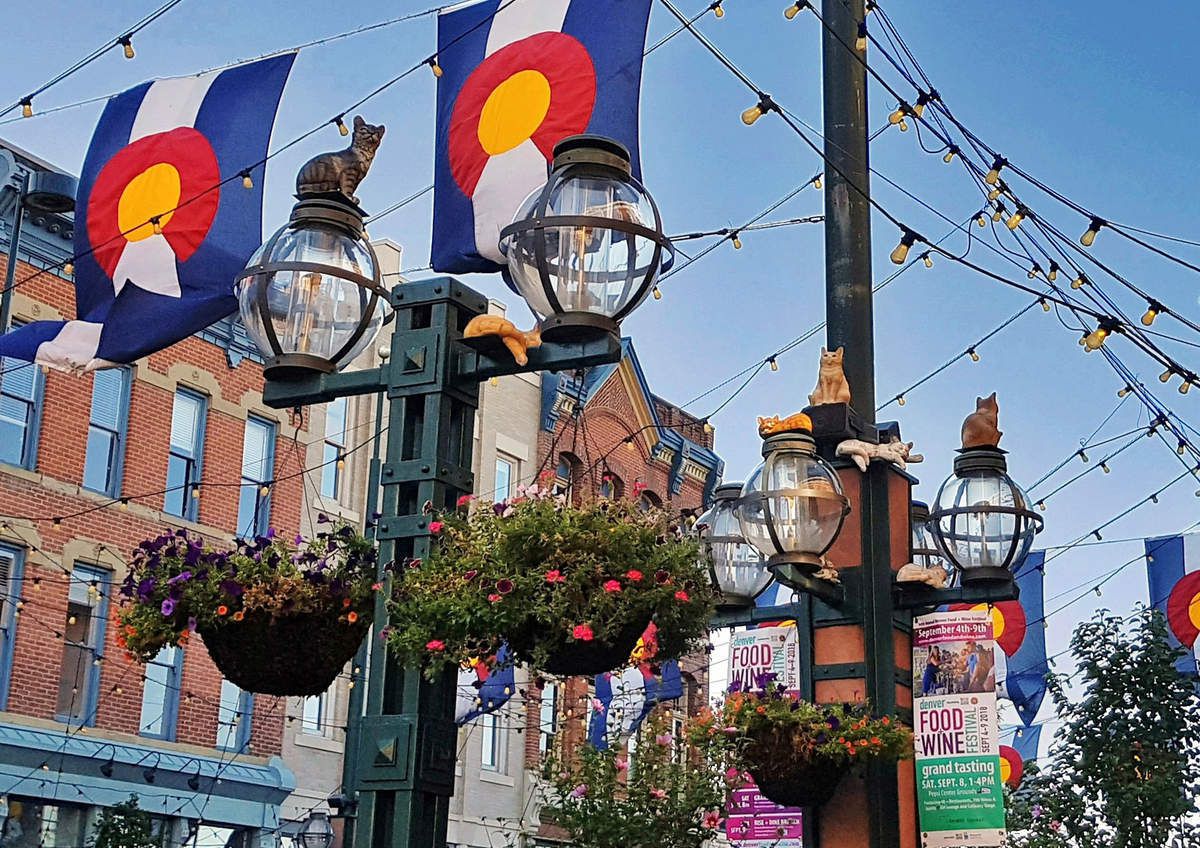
[1145,534,1197,676]
[1005,550,1048,725]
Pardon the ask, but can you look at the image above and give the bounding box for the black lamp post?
[499,135,673,342]
[696,482,773,612]
[250,132,665,848]
[1,167,77,330]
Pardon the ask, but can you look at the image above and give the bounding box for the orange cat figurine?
[809,346,852,406]
[961,392,1002,448]
[757,412,813,437]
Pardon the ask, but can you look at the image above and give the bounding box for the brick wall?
[0,251,302,757]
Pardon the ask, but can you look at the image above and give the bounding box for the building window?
[600,473,623,500]
[0,356,43,470]
[481,712,503,771]
[320,396,348,500]
[538,682,558,755]
[639,489,662,512]
[236,416,276,538]
[83,367,131,496]
[217,679,254,752]
[139,645,182,740]
[57,565,109,725]
[495,456,514,500]
[0,545,24,711]
[164,389,206,521]
[555,452,579,498]
[1,798,89,847]
[301,688,335,738]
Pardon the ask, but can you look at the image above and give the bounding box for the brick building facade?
[0,141,297,847]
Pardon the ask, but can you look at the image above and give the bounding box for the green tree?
[89,796,162,848]
[1006,608,1200,847]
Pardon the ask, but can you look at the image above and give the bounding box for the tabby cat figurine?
[295,116,385,205]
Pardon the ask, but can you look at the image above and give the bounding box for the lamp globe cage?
[236,193,390,380]
[910,500,955,587]
[696,482,773,611]
[499,134,673,343]
[297,810,334,848]
[927,447,1042,585]
[736,415,850,590]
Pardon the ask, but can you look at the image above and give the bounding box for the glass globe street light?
[910,500,955,588]
[928,447,1042,586]
[697,482,773,611]
[737,415,850,592]
[236,191,390,379]
[297,811,335,848]
[499,134,673,343]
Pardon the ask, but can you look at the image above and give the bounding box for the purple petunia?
[219,579,244,598]
[493,502,508,516]
[161,598,176,617]
[187,616,197,632]
[136,578,157,602]
[167,571,192,586]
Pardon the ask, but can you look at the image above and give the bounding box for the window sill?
[293,732,343,754]
[479,769,515,787]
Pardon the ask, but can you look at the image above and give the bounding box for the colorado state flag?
[0,55,293,371]
[455,644,515,725]
[1146,533,1200,676]
[432,0,652,274]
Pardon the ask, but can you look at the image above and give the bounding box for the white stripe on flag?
[34,321,116,372]
[129,71,219,141]
[470,0,573,264]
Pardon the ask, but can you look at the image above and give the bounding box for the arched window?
[600,472,624,500]
[555,452,581,497]
[638,489,662,511]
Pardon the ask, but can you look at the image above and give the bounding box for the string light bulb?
[992,204,1005,223]
[812,174,822,190]
[259,484,270,497]
[20,99,32,119]
[985,155,1007,186]
[1080,216,1104,248]
[1006,205,1029,231]
[336,455,346,471]
[712,0,725,18]
[191,485,200,500]
[855,20,867,51]
[741,93,774,126]
[652,286,662,301]
[1093,584,1102,595]
[119,37,135,60]
[1078,449,1089,463]
[921,252,933,269]
[943,145,959,164]
[1160,367,1174,384]
[731,232,742,249]
[1072,273,1087,290]
[769,357,779,372]
[897,394,906,406]
[1083,319,1118,352]
[1040,298,1051,313]
[1181,441,1190,456]
[890,228,918,265]
[889,103,909,125]
[987,186,1002,202]
[703,419,714,435]
[1028,263,1042,279]
[1036,500,1046,511]
[1141,300,1162,327]
[968,348,980,362]
[1181,378,1193,395]
[1047,261,1059,282]
[151,217,162,235]
[241,171,253,190]
[63,262,74,276]
[913,91,931,118]
[975,211,987,228]
[488,376,499,387]
[784,1,809,20]
[1100,461,1111,474]
[334,115,349,136]
[427,57,443,77]
[1117,385,1132,398]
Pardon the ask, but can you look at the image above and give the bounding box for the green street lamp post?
[244,134,669,848]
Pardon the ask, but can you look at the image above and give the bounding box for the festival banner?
[913,609,1005,847]
[725,625,802,848]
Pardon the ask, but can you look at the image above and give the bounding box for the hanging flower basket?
[200,607,370,696]
[118,519,381,696]
[745,728,847,808]
[386,477,716,678]
[691,675,913,811]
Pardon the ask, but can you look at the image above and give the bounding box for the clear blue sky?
[4,0,1200,734]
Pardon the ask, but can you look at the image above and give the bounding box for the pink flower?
[463,570,478,581]
[426,639,446,651]
[456,494,474,507]
[603,580,622,593]
[569,783,588,799]
[408,558,423,569]
[572,624,594,642]
[496,578,514,594]
[649,788,667,800]
[615,758,629,773]
[545,569,566,583]
[723,766,741,783]
[488,594,502,603]
[674,590,690,602]
[702,811,722,829]
[633,481,648,496]
[371,582,383,591]
[428,521,444,534]
[655,733,673,746]
[592,698,605,713]
[625,569,643,582]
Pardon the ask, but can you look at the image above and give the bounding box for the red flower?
[488,594,502,603]
[426,639,446,651]
[603,580,622,593]
[633,481,648,496]
[655,570,671,584]
[463,570,478,581]
[572,624,594,642]
[371,582,383,591]
[625,569,643,582]
[496,578,514,595]
[456,494,474,507]
[347,612,359,623]
[428,521,444,534]
[674,590,690,602]
[545,569,566,583]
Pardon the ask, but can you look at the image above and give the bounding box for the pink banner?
[726,786,803,844]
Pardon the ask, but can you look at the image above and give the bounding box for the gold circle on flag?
[118,162,182,241]
[999,757,1012,785]
[477,70,553,156]
[1189,592,1200,631]
[971,602,1005,640]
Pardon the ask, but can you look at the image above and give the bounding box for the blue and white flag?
[455,644,515,725]
[588,660,683,750]
[0,55,293,371]
[1001,723,1042,765]
[432,0,651,274]
[1145,533,1200,676]
[1000,550,1049,725]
